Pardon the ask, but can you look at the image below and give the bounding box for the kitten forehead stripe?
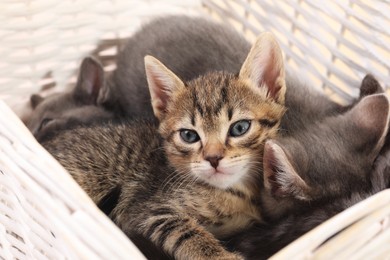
[192,91,204,117]
[191,113,195,126]
[221,85,228,103]
[228,107,233,121]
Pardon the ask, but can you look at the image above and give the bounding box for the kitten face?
[145,32,286,189]
[160,73,285,189]
[262,93,390,216]
[26,57,113,140]
[27,93,114,141]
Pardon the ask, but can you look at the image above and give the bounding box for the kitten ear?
[359,74,384,98]
[263,140,311,201]
[74,56,104,105]
[347,94,389,155]
[239,32,286,104]
[30,94,44,109]
[144,55,185,120]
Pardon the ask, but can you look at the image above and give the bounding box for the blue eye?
[180,129,200,143]
[229,120,251,137]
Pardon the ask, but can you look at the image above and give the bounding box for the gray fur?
[100,15,251,118]
[260,93,389,220]
[225,81,389,259]
[226,134,390,260]
[26,57,115,141]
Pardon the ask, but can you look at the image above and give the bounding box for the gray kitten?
[260,93,389,221]
[225,94,390,259]
[27,57,115,140]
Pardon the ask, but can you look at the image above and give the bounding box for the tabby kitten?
[42,32,286,260]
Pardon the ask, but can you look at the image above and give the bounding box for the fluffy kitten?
[260,93,389,221]
[42,33,286,260]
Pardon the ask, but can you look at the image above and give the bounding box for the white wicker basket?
[203,0,390,103]
[1,0,390,259]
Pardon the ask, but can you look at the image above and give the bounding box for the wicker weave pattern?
[272,189,390,259]
[1,0,390,259]
[0,101,146,259]
[203,0,390,104]
[0,0,201,115]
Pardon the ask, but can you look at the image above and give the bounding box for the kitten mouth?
[197,168,229,180]
[198,168,244,189]
[213,171,226,177]
[209,168,229,176]
[192,163,248,189]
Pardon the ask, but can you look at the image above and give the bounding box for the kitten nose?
[205,155,223,169]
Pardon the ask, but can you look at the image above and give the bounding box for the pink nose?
[205,156,223,169]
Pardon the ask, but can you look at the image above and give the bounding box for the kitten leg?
[121,212,243,260]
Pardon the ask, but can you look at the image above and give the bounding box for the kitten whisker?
[173,171,194,195]
[162,168,188,192]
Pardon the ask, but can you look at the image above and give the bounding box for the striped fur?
[42,33,286,259]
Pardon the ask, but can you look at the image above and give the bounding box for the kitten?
[223,82,390,259]
[26,57,115,141]
[42,33,286,260]
[260,93,389,221]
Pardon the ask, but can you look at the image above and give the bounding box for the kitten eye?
[179,129,200,143]
[39,118,53,131]
[229,120,251,137]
